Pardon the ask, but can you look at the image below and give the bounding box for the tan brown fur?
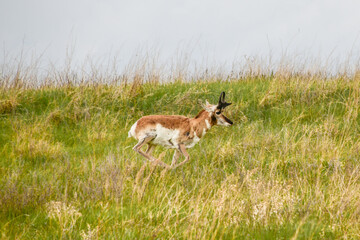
[191,110,213,138]
[135,115,190,135]
[135,110,213,141]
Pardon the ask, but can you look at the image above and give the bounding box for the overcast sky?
[1,0,360,69]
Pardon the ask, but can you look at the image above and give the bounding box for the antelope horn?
[218,92,225,104]
[217,92,232,109]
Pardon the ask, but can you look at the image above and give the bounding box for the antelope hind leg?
[133,136,170,169]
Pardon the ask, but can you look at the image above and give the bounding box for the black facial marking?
[223,115,233,125]
[211,114,217,124]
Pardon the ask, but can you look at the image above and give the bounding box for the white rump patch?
[128,121,138,138]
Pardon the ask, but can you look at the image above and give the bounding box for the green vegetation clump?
[1,74,360,239]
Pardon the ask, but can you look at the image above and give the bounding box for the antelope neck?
[191,110,213,138]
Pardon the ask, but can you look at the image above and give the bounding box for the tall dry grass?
[1,49,360,239]
[2,47,360,89]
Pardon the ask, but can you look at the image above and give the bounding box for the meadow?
[1,54,360,239]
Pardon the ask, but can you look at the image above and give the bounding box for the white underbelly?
[139,124,203,149]
[151,124,180,149]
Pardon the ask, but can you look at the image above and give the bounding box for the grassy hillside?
[1,75,360,239]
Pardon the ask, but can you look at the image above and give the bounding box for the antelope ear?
[206,106,217,112]
[200,100,209,108]
[203,100,216,112]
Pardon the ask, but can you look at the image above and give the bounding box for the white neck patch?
[205,119,211,129]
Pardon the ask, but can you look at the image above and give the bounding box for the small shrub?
[0,99,19,114]
[46,201,82,234]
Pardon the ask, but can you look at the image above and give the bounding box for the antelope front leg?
[172,144,190,169]
[133,136,156,162]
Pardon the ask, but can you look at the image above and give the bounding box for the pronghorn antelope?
[128,92,233,169]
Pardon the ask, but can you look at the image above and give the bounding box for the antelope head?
[204,92,233,126]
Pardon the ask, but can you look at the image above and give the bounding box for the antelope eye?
[216,111,221,115]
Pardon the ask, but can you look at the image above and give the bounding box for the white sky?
[1,0,360,69]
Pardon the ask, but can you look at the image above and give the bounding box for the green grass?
[1,76,360,239]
